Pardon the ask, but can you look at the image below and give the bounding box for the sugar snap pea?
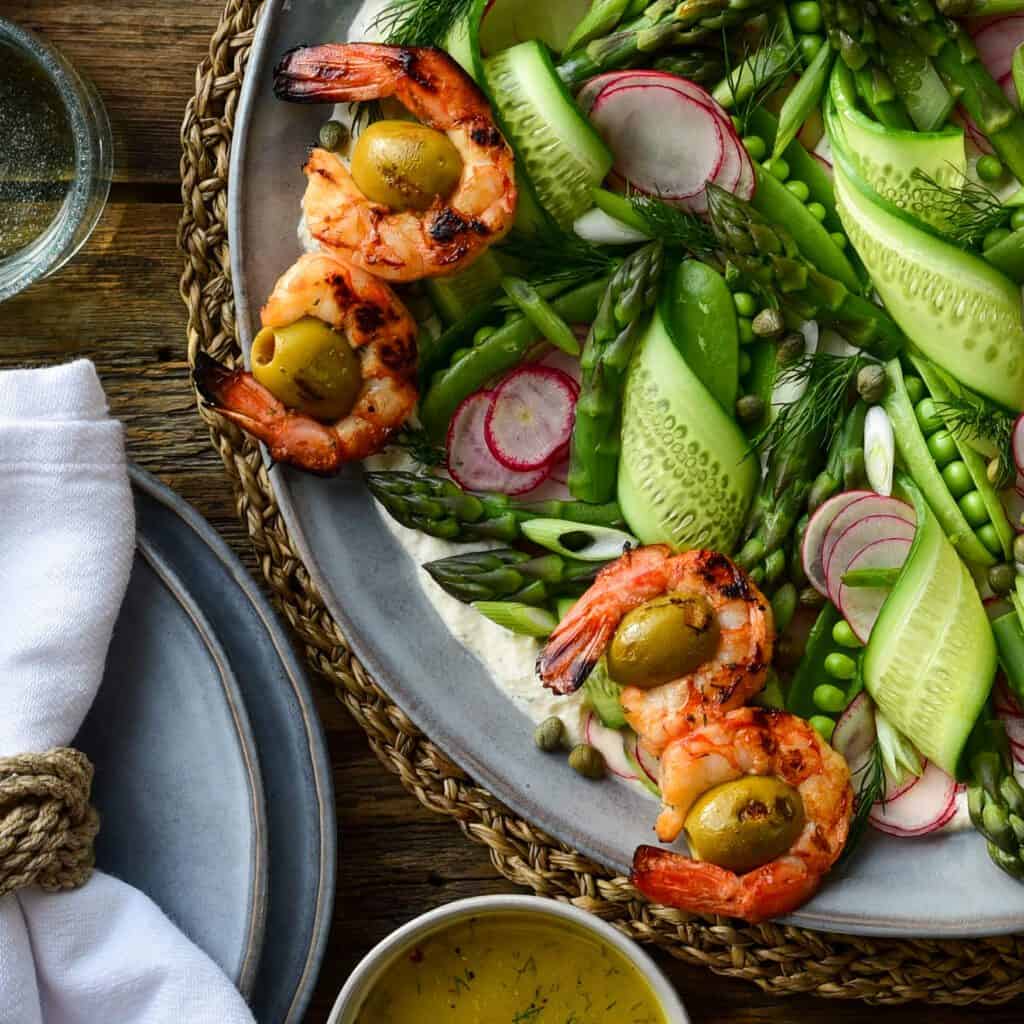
[773,40,834,162]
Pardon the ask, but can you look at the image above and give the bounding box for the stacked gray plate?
[75,466,335,1023]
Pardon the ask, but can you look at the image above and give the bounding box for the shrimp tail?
[275,43,408,103]
[193,352,344,475]
[536,610,616,695]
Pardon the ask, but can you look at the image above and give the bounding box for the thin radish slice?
[1002,709,1024,748]
[1013,741,1024,766]
[589,83,725,208]
[633,734,660,788]
[837,536,913,643]
[518,475,572,501]
[803,490,876,596]
[585,711,639,781]
[574,206,650,245]
[446,391,549,494]
[869,760,957,837]
[826,514,915,608]
[537,343,583,391]
[995,675,1023,716]
[1002,71,1019,107]
[1002,484,1024,532]
[972,16,1024,83]
[1013,414,1024,477]
[821,495,915,592]
[832,691,876,774]
[484,366,577,471]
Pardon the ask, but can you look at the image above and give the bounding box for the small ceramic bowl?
[329,894,690,1023]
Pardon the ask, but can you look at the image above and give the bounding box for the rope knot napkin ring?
[0,748,100,899]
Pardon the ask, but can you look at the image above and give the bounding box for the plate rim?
[130,465,337,1021]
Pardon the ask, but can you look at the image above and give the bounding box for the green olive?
[251,317,362,421]
[351,120,463,212]
[684,777,806,874]
[607,592,719,689]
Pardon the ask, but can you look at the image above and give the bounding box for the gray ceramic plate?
[229,0,1024,938]
[78,468,335,1022]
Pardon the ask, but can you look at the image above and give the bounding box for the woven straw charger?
[179,0,1024,1006]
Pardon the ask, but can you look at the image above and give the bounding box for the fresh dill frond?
[373,0,476,47]
[837,738,884,868]
[721,23,800,136]
[751,352,866,459]
[627,193,717,257]
[394,425,446,468]
[911,167,1008,249]
[935,392,1015,482]
[497,223,618,286]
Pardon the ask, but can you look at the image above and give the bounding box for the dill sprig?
[372,0,476,47]
[721,23,800,136]
[837,739,885,868]
[497,223,618,286]
[394,425,446,468]
[627,193,717,257]
[935,392,1015,482]
[911,167,1008,249]
[751,352,866,458]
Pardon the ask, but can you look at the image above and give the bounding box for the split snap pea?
[915,397,943,435]
[743,135,767,161]
[831,619,861,648]
[979,523,1004,556]
[786,180,811,202]
[813,683,847,714]
[942,460,973,499]
[806,201,827,222]
[903,375,925,405]
[825,652,858,680]
[767,157,790,182]
[927,429,958,467]
[959,490,990,528]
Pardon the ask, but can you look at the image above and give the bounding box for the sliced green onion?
[876,708,923,786]
[500,276,581,356]
[573,206,649,246]
[864,405,895,496]
[521,518,637,561]
[472,601,558,637]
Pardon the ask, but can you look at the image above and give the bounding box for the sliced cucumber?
[882,359,996,567]
[583,660,627,729]
[659,259,738,413]
[484,41,613,229]
[864,478,996,777]
[835,161,1024,410]
[478,0,591,56]
[617,306,757,553]
[827,64,965,234]
[425,252,504,325]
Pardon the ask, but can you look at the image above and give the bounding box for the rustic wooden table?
[1,3,1020,1022]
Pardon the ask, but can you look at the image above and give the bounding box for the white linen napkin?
[0,360,256,1024]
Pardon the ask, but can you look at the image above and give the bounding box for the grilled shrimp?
[194,251,418,474]
[537,546,773,754]
[633,707,853,923]
[276,43,517,282]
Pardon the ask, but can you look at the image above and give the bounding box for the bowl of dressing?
[329,895,690,1024]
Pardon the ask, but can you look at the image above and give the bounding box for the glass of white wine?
[0,19,112,302]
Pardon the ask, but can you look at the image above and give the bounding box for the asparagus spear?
[706,183,906,359]
[568,241,664,504]
[366,471,624,543]
[967,716,1024,880]
[556,0,779,89]
[423,548,605,605]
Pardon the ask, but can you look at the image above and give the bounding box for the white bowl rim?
[328,894,690,1024]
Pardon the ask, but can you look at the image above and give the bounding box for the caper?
[736,393,766,424]
[856,364,887,405]
[799,585,826,608]
[752,307,785,338]
[351,120,463,212]
[318,119,349,152]
[684,776,806,873]
[988,456,1014,491]
[251,317,362,421]
[608,592,719,689]
[959,489,990,528]
[1015,533,1024,564]
[568,743,606,779]
[776,331,805,368]
[534,716,566,752]
[989,563,1016,597]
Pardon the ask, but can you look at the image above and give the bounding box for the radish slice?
[537,344,583,391]
[519,475,572,501]
[1002,71,1019,107]
[1002,709,1024,748]
[837,536,913,643]
[1013,414,1024,477]
[1002,483,1024,532]
[832,691,876,775]
[585,712,639,781]
[589,83,725,206]
[484,366,577,471]
[826,514,915,607]
[995,676,1023,717]
[634,734,660,788]
[869,761,957,837]
[821,495,915,592]
[446,391,549,494]
[802,490,875,597]
[973,16,1024,84]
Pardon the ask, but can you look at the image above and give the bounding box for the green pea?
[824,652,857,680]
[989,563,1016,596]
[785,179,811,202]
[798,33,824,63]
[733,291,758,317]
[941,460,973,499]
[1011,208,1024,232]
[829,231,848,250]
[813,683,847,714]
[959,489,990,527]
[810,715,835,742]
[984,227,1012,251]
[790,0,823,31]
[1014,533,1024,563]
[731,115,743,133]
[738,316,755,344]
[451,346,472,364]
[743,135,767,161]
[768,157,790,181]
[473,325,497,346]
[927,429,958,467]
[831,620,862,648]
[806,201,827,222]
[979,522,1003,556]
[903,375,925,405]
[977,155,1004,182]
[738,350,752,376]
[771,582,798,633]
[915,397,943,435]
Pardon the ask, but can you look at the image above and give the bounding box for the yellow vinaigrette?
[354,913,667,1023]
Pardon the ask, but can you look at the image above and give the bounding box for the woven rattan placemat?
[178,0,1024,1005]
